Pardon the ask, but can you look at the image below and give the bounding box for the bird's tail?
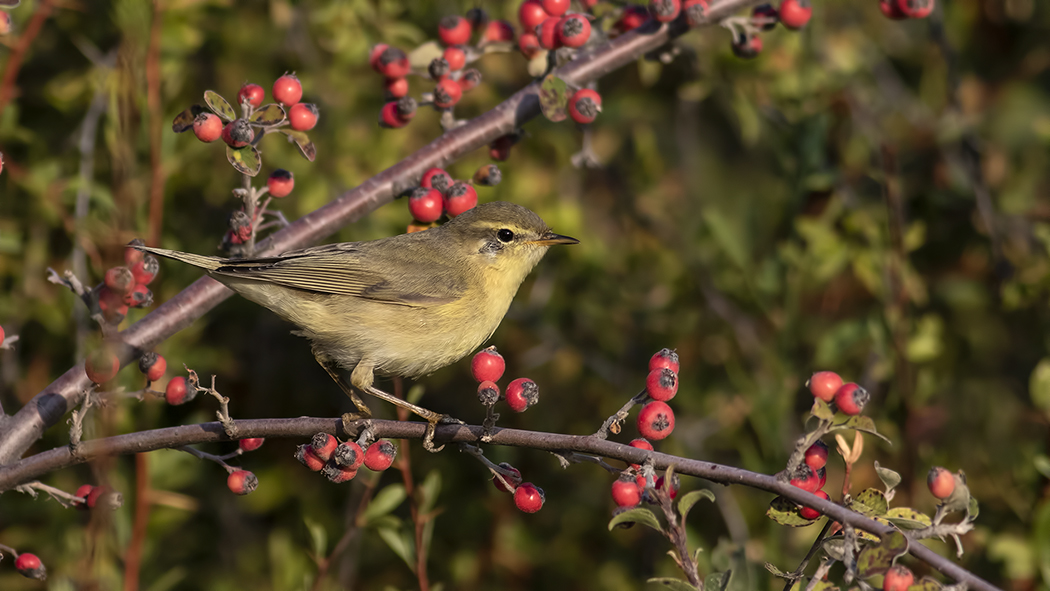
[135,245,225,272]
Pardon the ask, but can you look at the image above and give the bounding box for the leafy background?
[1,0,1049,589]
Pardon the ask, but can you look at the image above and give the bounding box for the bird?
[136,201,578,450]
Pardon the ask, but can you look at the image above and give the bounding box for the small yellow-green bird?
[138,201,577,449]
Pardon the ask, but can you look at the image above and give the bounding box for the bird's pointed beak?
[529,231,579,246]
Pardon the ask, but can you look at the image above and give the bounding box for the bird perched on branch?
[137,201,578,450]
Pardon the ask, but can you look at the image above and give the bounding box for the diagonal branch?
[0,0,768,466]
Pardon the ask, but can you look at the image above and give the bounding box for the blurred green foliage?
[1,0,1049,589]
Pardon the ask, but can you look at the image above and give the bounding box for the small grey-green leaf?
[874,461,901,493]
[377,526,415,570]
[279,129,317,162]
[831,415,892,444]
[885,507,932,530]
[767,496,817,527]
[810,399,835,421]
[249,103,287,126]
[678,489,715,521]
[303,516,327,558]
[226,145,261,176]
[172,104,205,132]
[967,496,979,521]
[608,508,664,533]
[408,41,445,71]
[538,74,569,123]
[850,488,889,517]
[704,570,732,591]
[361,484,406,524]
[204,90,236,121]
[646,578,698,591]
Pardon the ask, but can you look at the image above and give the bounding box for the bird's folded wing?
[210,244,465,306]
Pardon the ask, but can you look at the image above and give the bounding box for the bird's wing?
[210,242,466,306]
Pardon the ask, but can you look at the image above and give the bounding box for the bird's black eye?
[497,229,515,243]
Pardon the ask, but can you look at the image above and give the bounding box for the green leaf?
[704,570,732,591]
[418,469,442,515]
[810,399,835,421]
[303,516,327,558]
[1034,455,1050,479]
[226,145,262,176]
[764,562,795,579]
[645,578,698,591]
[822,538,850,561]
[608,508,663,533]
[279,129,317,162]
[766,496,816,527]
[831,416,892,444]
[362,484,406,524]
[856,531,908,578]
[408,40,444,71]
[204,90,236,121]
[171,104,205,132]
[885,507,932,530]
[1030,358,1050,413]
[911,576,945,591]
[810,580,840,591]
[967,496,979,521]
[526,51,549,77]
[377,526,415,571]
[677,489,715,521]
[850,489,889,517]
[874,461,901,494]
[249,103,286,126]
[538,74,569,123]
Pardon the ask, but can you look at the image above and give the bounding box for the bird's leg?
[315,356,372,420]
[351,362,462,453]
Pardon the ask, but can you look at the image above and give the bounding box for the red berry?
[438,15,472,46]
[505,377,539,413]
[86,485,116,509]
[105,266,135,295]
[731,33,763,58]
[519,1,550,30]
[0,325,4,347]
[833,382,869,415]
[138,352,166,382]
[568,88,602,124]
[493,463,522,492]
[655,473,680,499]
[457,69,482,93]
[490,135,514,161]
[385,76,409,99]
[379,98,417,129]
[267,168,295,198]
[927,466,955,500]
[272,74,303,106]
[14,553,46,580]
[536,17,561,50]
[477,380,501,406]
[649,0,681,22]
[471,347,505,382]
[433,79,463,109]
[322,462,359,483]
[0,12,11,36]
[369,43,390,72]
[789,464,820,493]
[227,470,258,495]
[557,13,591,48]
[295,444,326,471]
[221,119,254,148]
[123,284,152,308]
[421,167,454,193]
[364,440,398,471]
[816,466,827,489]
[683,0,710,26]
[514,482,545,513]
[611,476,642,507]
[883,565,915,591]
[483,20,516,43]
[237,83,265,109]
[444,182,478,217]
[288,103,319,131]
[649,349,680,374]
[542,0,570,16]
[637,401,675,440]
[376,47,410,79]
[807,371,843,402]
[616,5,650,33]
[239,437,264,452]
[86,347,119,384]
[804,440,829,471]
[879,0,909,19]
[408,187,445,223]
[443,46,467,71]
[628,438,654,469]
[192,112,223,142]
[334,441,365,470]
[75,484,94,510]
[778,0,812,29]
[896,0,933,18]
[751,3,778,29]
[97,286,128,323]
[518,32,542,59]
[165,376,191,405]
[311,433,339,462]
[799,489,829,520]
[130,255,159,285]
[646,368,678,402]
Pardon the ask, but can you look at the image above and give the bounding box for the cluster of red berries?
[73,484,122,510]
[93,239,158,325]
[790,440,831,520]
[296,432,398,483]
[610,438,680,507]
[406,166,489,225]
[472,347,540,413]
[13,552,46,580]
[488,461,545,513]
[192,75,317,147]
[879,0,935,20]
[517,0,594,58]
[637,349,680,440]
[807,370,870,416]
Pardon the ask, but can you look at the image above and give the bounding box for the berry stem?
[779,519,833,591]
[13,480,87,508]
[460,442,521,490]
[593,388,648,439]
[177,444,238,474]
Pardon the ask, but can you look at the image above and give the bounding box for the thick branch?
[0,0,766,466]
[0,417,1001,591]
